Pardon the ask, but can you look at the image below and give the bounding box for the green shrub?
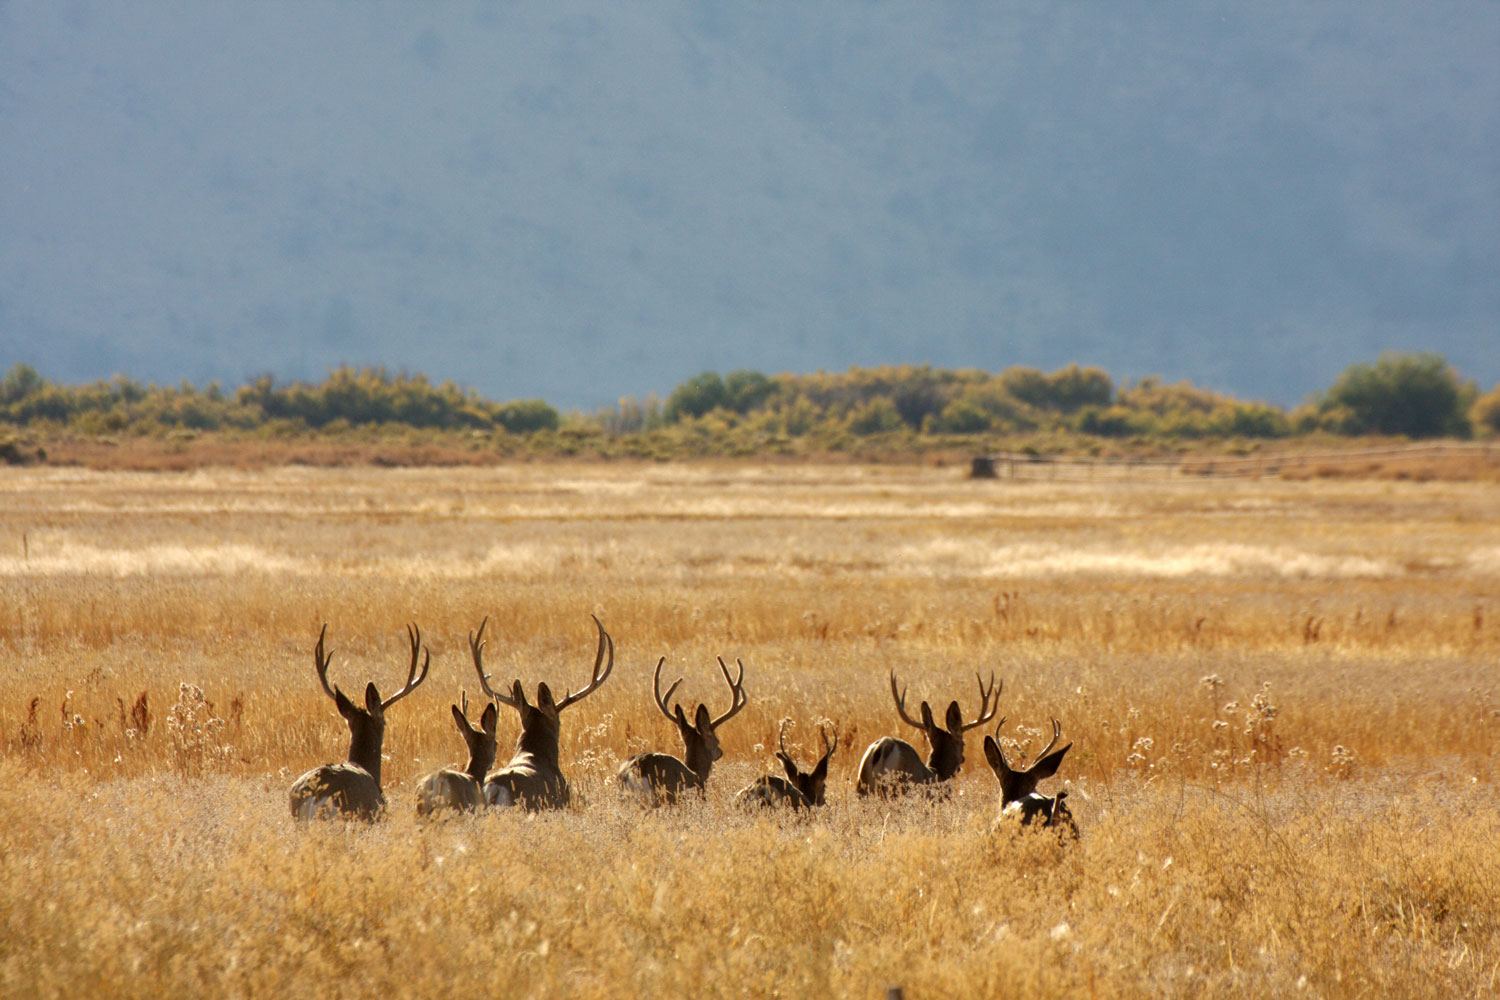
[1314,352,1474,438]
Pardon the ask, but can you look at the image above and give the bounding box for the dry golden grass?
[2,463,1498,998]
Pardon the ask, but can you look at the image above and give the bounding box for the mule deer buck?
[289,623,431,821]
[617,655,748,804]
[855,670,1000,797]
[984,718,1075,835]
[736,720,837,810]
[414,691,499,816]
[468,614,614,810]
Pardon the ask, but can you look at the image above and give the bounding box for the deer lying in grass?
[984,718,1076,835]
[415,691,499,817]
[469,614,614,810]
[736,720,837,810]
[289,623,430,821]
[855,671,1000,797]
[617,655,748,805]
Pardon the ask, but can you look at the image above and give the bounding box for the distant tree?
[1471,384,1500,437]
[846,397,905,434]
[664,372,727,422]
[1002,364,1113,412]
[1045,364,1114,411]
[1,364,44,405]
[723,370,774,413]
[1315,352,1474,438]
[495,399,559,434]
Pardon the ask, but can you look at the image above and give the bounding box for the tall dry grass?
[1,463,1497,998]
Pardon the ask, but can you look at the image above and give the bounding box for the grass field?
[2,462,1497,998]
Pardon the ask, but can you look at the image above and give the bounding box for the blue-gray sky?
[2,2,1496,410]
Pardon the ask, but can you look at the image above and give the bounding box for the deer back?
[854,735,935,797]
[415,768,483,816]
[618,750,705,805]
[735,774,812,810]
[289,761,385,821]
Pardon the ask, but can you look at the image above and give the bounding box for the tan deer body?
[469,615,613,811]
[415,694,499,816]
[617,655,748,805]
[985,718,1076,836]
[289,624,430,821]
[736,721,836,810]
[855,671,999,797]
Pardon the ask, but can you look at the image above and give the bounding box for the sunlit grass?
[2,463,1497,998]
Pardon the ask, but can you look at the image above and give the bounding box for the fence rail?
[972,442,1498,481]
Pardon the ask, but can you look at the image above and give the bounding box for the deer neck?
[513,720,560,773]
[682,737,717,786]
[347,725,384,787]
[926,733,964,781]
[466,744,497,783]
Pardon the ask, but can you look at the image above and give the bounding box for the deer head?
[310,622,431,786]
[984,718,1074,832]
[774,720,838,806]
[889,670,1000,779]
[650,654,748,780]
[468,614,614,769]
[450,690,499,782]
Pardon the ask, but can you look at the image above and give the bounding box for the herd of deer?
[288,618,1076,835]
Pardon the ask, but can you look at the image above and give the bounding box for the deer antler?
[379,623,431,709]
[651,657,684,723]
[710,657,748,728]
[1030,718,1063,766]
[819,722,838,761]
[555,615,615,712]
[776,718,793,757]
[312,624,339,701]
[889,671,925,730]
[469,617,521,708]
[958,672,1002,731]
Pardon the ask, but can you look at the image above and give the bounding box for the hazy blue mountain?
[2,2,1495,410]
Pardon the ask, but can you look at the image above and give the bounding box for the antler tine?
[556,615,615,712]
[710,656,748,728]
[820,721,838,759]
[652,656,684,723]
[1028,718,1063,769]
[380,622,431,709]
[889,671,924,730]
[777,718,792,756]
[312,623,339,701]
[960,672,1002,731]
[469,616,520,708]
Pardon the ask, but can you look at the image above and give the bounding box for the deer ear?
[535,682,557,712]
[364,683,382,715]
[776,752,799,782]
[920,701,935,728]
[694,703,713,732]
[983,735,1006,774]
[510,680,528,707]
[674,704,690,728]
[451,704,469,733]
[334,686,359,720]
[480,702,498,734]
[810,753,831,782]
[1031,742,1072,781]
[945,700,964,732]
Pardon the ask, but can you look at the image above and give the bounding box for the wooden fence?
[970,442,1498,481]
